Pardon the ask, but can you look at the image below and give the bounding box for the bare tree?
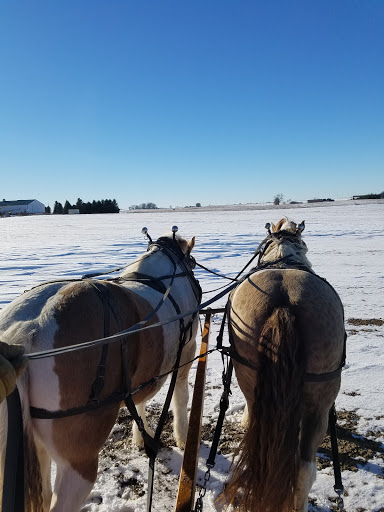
[273,194,284,205]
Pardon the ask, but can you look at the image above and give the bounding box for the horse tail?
[0,372,43,511]
[225,306,304,512]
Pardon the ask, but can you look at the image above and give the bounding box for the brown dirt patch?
[101,405,384,477]
[201,417,246,456]
[347,318,383,327]
[317,410,384,474]
[98,401,384,507]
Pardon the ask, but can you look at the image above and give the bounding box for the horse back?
[230,268,345,374]
[0,279,170,409]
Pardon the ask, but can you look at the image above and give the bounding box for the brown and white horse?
[0,232,200,511]
[225,219,345,512]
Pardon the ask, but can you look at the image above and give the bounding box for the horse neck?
[261,239,312,268]
[120,248,198,308]
[121,249,177,279]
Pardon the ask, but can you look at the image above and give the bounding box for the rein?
[4,229,347,512]
[25,280,236,361]
[195,230,296,293]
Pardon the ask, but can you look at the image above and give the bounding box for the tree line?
[51,198,120,214]
[129,202,158,210]
[352,192,384,200]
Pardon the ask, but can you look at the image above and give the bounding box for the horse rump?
[224,306,305,512]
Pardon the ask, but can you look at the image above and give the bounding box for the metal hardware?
[334,487,345,511]
[194,467,211,512]
[142,227,153,243]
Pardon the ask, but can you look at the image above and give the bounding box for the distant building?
[307,198,334,203]
[0,199,46,216]
[68,209,80,215]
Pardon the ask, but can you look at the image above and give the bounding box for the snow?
[1,201,383,511]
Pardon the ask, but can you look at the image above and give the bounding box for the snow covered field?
[1,201,383,511]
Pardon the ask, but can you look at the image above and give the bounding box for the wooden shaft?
[174,312,211,512]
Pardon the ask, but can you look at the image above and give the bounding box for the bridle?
[256,223,307,266]
[116,231,201,304]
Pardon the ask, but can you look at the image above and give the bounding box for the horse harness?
[197,254,347,512]
[30,237,202,422]
[218,235,347,382]
[12,232,347,511]
[2,238,197,512]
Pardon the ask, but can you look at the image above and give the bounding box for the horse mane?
[261,218,312,268]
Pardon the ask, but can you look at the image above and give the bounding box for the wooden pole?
[174,311,211,512]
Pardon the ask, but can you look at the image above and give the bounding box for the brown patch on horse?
[187,236,195,254]
[51,280,165,481]
[176,235,195,255]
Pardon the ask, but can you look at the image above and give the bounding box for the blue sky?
[1,1,383,209]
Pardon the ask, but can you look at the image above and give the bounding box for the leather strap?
[2,387,24,512]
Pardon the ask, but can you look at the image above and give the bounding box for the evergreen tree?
[63,200,73,214]
[51,198,120,214]
[83,201,92,214]
[53,201,64,214]
[76,198,84,213]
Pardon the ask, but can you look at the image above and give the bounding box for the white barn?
[0,199,46,216]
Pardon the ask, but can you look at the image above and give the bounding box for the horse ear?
[298,221,305,233]
[274,219,286,232]
[187,236,195,254]
[271,222,277,232]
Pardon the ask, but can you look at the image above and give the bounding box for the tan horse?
[225,219,345,512]
[0,232,200,511]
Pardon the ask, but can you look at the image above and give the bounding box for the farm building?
[0,199,46,216]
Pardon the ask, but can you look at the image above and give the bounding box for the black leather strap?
[2,387,24,512]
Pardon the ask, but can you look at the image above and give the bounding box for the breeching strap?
[2,387,24,512]
[194,353,233,512]
[208,307,236,471]
[207,356,233,469]
[329,404,345,510]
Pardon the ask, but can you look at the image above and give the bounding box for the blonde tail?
[224,307,304,512]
